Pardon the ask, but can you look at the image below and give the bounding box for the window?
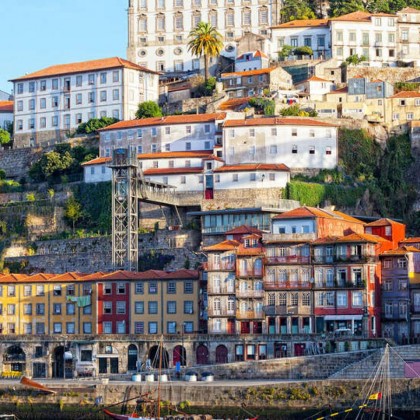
[24,285,31,296]
[148,301,158,314]
[117,283,126,294]
[7,285,15,297]
[113,89,119,101]
[113,70,119,82]
[76,75,82,87]
[250,173,256,181]
[291,128,297,137]
[167,281,176,294]
[40,80,46,91]
[103,301,112,314]
[398,258,407,268]
[184,321,193,333]
[135,322,144,334]
[326,146,332,155]
[309,146,315,154]
[233,173,238,182]
[184,281,193,293]
[135,301,144,314]
[116,321,126,334]
[67,285,75,296]
[36,323,45,334]
[83,322,92,334]
[67,303,75,315]
[100,72,107,84]
[17,120,23,130]
[100,91,107,102]
[103,322,112,334]
[52,96,58,107]
[17,83,23,94]
[116,301,126,314]
[148,322,158,334]
[135,282,144,294]
[53,323,62,334]
[337,292,348,307]
[167,301,176,314]
[36,285,45,296]
[36,303,45,315]
[88,74,95,85]
[407,113,414,120]
[52,303,61,315]
[186,142,192,151]
[249,128,255,137]
[29,99,35,110]
[67,322,75,334]
[184,300,194,314]
[385,302,393,317]
[269,173,275,181]
[24,303,32,315]
[352,291,363,307]
[24,323,32,334]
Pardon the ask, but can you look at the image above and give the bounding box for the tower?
[110,148,139,271]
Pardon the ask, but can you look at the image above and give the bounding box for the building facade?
[0,101,13,131]
[11,57,159,148]
[127,0,281,73]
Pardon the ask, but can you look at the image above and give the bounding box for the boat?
[20,376,56,394]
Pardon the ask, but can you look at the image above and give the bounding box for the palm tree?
[187,22,223,81]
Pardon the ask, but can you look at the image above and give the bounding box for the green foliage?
[279,45,293,59]
[281,0,316,22]
[187,22,223,80]
[394,81,420,92]
[345,54,368,65]
[338,129,381,180]
[248,97,275,116]
[29,143,98,183]
[0,128,11,145]
[71,182,112,234]
[135,101,163,119]
[64,196,83,232]
[280,104,317,117]
[329,0,365,16]
[294,46,313,56]
[26,193,36,202]
[138,250,175,271]
[0,169,5,180]
[75,117,119,135]
[195,77,217,97]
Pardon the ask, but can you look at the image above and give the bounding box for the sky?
[0,0,127,94]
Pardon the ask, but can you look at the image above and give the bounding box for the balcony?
[265,255,310,265]
[314,280,365,289]
[263,305,311,316]
[235,289,264,298]
[237,269,263,278]
[264,281,312,290]
[236,310,264,319]
[207,287,235,295]
[263,233,316,243]
[313,255,377,264]
[207,262,235,271]
[208,308,235,317]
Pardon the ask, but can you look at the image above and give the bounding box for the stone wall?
[347,66,420,84]
[0,147,43,179]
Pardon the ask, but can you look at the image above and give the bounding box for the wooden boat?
[20,376,56,394]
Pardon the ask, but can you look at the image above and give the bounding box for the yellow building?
[384,91,420,132]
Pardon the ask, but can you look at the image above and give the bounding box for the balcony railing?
[263,233,316,242]
[208,308,235,317]
[263,305,311,316]
[313,255,377,264]
[265,256,310,265]
[314,280,366,289]
[235,289,264,298]
[236,310,264,319]
[264,281,312,290]
[238,269,263,278]
[207,287,235,295]
[207,262,235,271]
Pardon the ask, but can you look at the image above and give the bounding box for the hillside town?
[1,2,420,412]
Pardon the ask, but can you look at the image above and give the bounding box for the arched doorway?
[127,344,138,371]
[5,345,26,374]
[173,345,186,367]
[196,344,209,365]
[148,345,169,369]
[52,346,73,378]
[215,345,228,364]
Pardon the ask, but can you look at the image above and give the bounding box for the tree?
[0,128,11,145]
[294,46,314,57]
[65,196,83,233]
[75,117,119,135]
[281,0,316,22]
[280,104,317,117]
[135,101,163,119]
[279,45,294,59]
[329,0,365,16]
[187,22,223,81]
[345,54,368,65]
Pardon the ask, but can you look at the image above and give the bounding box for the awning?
[324,315,363,321]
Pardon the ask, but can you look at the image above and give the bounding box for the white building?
[397,7,420,65]
[11,57,159,148]
[235,50,269,72]
[0,101,13,131]
[296,75,335,101]
[270,18,331,60]
[330,11,398,67]
[222,117,338,170]
[127,0,280,73]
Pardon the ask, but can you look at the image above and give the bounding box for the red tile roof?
[336,232,389,243]
[273,206,364,224]
[0,101,13,112]
[11,57,159,81]
[100,113,227,131]
[214,163,289,172]
[382,246,420,255]
[271,18,329,29]
[329,87,348,94]
[391,91,420,99]
[138,151,212,160]
[331,11,395,22]
[221,67,277,78]
[218,97,251,111]
[306,75,332,83]
[399,7,420,13]
[365,218,405,227]
[237,50,269,60]
[225,225,263,235]
[203,240,241,251]
[81,157,111,166]
[400,237,420,244]
[143,167,203,175]
[224,117,336,127]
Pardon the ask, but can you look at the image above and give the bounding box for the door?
[110,358,119,374]
[215,345,228,364]
[33,363,46,378]
[227,319,236,334]
[196,345,209,365]
[99,358,107,374]
[294,343,305,357]
[127,345,138,371]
